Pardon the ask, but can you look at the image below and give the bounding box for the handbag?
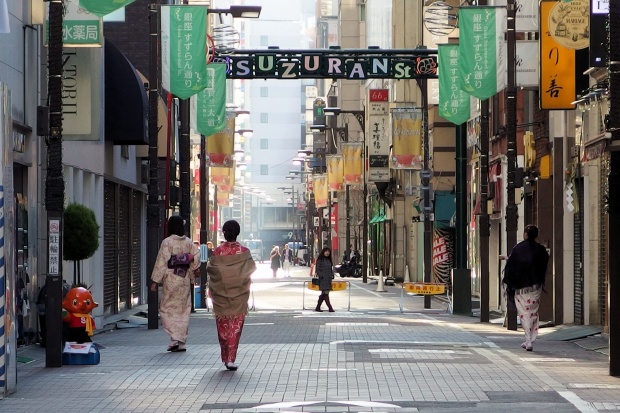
[311,276,320,286]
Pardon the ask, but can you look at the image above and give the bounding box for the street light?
[322,107,368,283]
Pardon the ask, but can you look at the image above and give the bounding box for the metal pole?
[479,99,490,322]
[179,99,191,234]
[45,0,65,368]
[212,185,218,244]
[147,4,161,330]
[199,135,208,308]
[417,78,432,309]
[506,0,518,330]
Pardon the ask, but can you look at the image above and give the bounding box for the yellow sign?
[327,155,344,190]
[540,0,576,110]
[403,282,446,295]
[307,281,347,291]
[548,0,590,50]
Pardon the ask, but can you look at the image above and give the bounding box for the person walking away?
[207,220,256,371]
[150,215,200,352]
[315,247,335,312]
[502,224,549,351]
[281,244,293,277]
[269,246,281,278]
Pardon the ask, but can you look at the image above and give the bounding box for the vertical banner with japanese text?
[161,5,208,99]
[327,155,344,190]
[391,108,423,169]
[206,112,235,167]
[458,6,507,100]
[367,89,390,182]
[342,142,363,185]
[313,174,329,208]
[438,44,471,125]
[79,0,136,16]
[539,0,576,109]
[191,63,227,137]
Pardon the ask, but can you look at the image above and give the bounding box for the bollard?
[375,269,386,292]
[404,265,411,283]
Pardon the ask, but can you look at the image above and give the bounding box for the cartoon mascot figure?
[62,286,98,343]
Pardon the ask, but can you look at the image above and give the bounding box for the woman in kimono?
[502,224,549,351]
[208,220,256,371]
[150,215,200,352]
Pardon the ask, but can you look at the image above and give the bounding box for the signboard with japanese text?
[45,0,103,47]
[161,5,209,99]
[540,0,576,109]
[367,89,390,183]
[191,63,227,137]
[48,219,60,275]
[438,44,470,126]
[458,6,507,100]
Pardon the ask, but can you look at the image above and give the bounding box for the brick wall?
[103,0,152,76]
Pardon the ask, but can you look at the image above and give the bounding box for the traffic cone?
[404,265,411,283]
[375,269,386,292]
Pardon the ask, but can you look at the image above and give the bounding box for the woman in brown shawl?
[207,220,256,371]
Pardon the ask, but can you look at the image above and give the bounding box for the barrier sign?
[403,282,445,295]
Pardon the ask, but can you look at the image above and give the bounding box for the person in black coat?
[315,247,335,312]
[502,225,549,351]
[269,246,281,278]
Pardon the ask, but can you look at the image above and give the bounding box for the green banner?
[458,6,507,100]
[161,5,209,99]
[191,63,227,137]
[438,44,470,126]
[79,0,136,17]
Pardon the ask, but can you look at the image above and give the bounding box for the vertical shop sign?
[540,0,576,109]
[313,174,329,208]
[367,89,389,182]
[79,0,136,17]
[327,155,344,190]
[205,112,235,167]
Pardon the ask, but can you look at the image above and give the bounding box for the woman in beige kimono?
[150,216,200,352]
[208,220,256,371]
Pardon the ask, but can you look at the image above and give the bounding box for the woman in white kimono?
[150,215,200,352]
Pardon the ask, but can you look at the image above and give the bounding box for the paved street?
[4,263,620,412]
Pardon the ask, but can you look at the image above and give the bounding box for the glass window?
[260,139,268,149]
[260,164,269,175]
[260,35,268,46]
[261,87,268,97]
[260,113,268,123]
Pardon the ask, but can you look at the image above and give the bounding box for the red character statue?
[62,287,98,343]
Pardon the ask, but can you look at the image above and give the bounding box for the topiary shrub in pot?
[63,203,100,285]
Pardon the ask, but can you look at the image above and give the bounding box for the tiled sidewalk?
[3,265,619,413]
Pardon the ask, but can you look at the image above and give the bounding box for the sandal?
[167,344,179,352]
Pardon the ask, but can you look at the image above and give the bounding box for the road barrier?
[399,282,452,313]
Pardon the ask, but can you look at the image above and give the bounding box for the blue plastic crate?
[62,346,100,365]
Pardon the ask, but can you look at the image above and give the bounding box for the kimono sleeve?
[189,242,201,271]
[151,239,171,283]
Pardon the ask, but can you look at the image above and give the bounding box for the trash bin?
[194,285,202,308]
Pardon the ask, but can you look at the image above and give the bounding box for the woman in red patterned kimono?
[207,220,256,371]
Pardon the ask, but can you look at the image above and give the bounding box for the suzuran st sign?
[215,48,438,80]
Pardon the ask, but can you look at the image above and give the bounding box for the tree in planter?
[63,203,100,285]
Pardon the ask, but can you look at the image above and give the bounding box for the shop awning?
[105,40,149,145]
